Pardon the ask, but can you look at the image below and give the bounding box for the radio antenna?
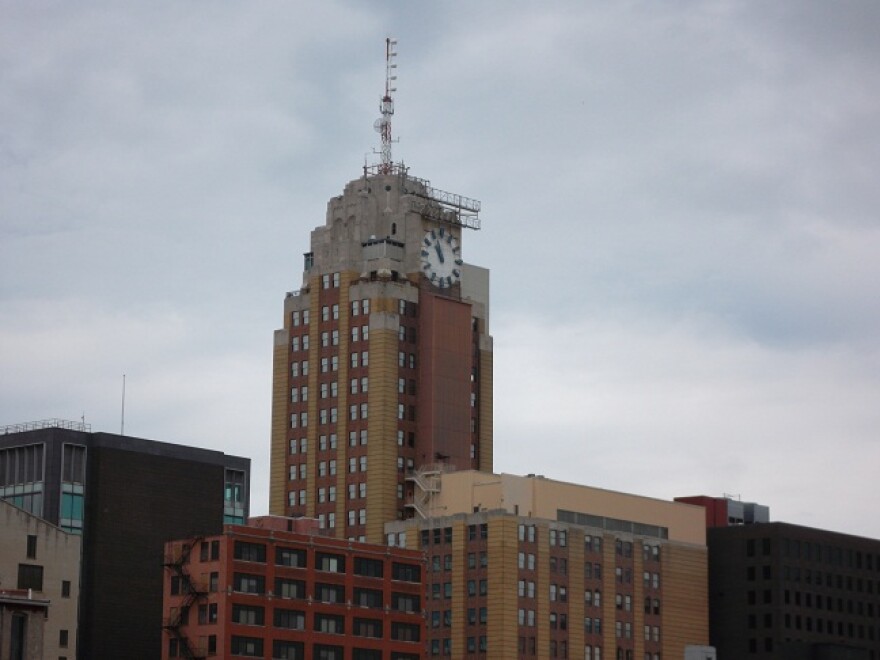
[373,37,398,174]
[121,373,126,436]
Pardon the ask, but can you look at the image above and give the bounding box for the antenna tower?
[374,37,398,174]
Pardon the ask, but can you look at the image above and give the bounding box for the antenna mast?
[375,37,398,174]
[120,373,126,436]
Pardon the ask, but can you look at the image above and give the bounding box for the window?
[392,592,420,612]
[316,552,345,572]
[233,573,264,594]
[315,613,345,634]
[314,645,344,660]
[62,580,71,598]
[354,587,383,608]
[276,547,306,568]
[275,578,306,599]
[60,629,69,647]
[234,541,266,563]
[17,564,43,591]
[315,582,345,603]
[273,640,304,659]
[26,535,37,559]
[274,608,305,629]
[198,603,218,624]
[231,636,264,656]
[393,562,421,582]
[232,604,265,626]
[353,618,383,638]
[354,557,384,578]
[392,622,421,642]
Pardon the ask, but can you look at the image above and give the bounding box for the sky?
[2,1,879,538]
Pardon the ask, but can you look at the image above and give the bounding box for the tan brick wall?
[332,272,353,538]
[602,533,616,655]
[451,519,467,658]
[269,333,290,516]
[487,517,519,658]
[569,528,585,655]
[662,544,709,657]
[364,309,401,543]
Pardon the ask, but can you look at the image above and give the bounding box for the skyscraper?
[269,164,493,542]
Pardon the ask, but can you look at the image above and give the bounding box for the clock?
[420,227,462,289]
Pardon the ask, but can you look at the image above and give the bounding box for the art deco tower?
[269,40,492,542]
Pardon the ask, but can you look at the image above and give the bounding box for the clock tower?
[268,41,492,542]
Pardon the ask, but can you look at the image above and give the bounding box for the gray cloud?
[2,1,879,537]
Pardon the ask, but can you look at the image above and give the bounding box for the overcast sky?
[2,2,879,538]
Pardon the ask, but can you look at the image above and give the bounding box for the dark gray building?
[708,522,879,660]
[0,419,250,660]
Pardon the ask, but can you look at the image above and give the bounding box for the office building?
[162,516,424,659]
[0,499,81,659]
[268,165,493,543]
[0,419,250,660]
[384,470,710,659]
[704,519,879,659]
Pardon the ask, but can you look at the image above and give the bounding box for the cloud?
[493,309,880,538]
[2,1,879,537]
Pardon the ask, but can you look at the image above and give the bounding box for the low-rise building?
[385,470,710,659]
[0,499,81,659]
[162,516,426,659]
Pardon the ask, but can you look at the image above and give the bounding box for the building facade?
[269,166,493,543]
[0,500,81,660]
[0,420,251,660]
[385,471,710,659]
[162,516,425,659]
[705,521,880,660]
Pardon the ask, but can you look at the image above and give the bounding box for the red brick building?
[161,516,425,659]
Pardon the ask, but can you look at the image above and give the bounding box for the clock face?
[420,227,462,289]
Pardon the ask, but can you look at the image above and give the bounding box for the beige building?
[385,471,709,660]
[0,500,81,659]
[269,165,493,543]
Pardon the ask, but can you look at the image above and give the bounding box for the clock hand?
[434,243,445,264]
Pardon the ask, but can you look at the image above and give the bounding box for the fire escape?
[163,537,207,659]
[404,463,446,519]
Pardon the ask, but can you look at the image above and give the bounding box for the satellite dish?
[373,118,387,133]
